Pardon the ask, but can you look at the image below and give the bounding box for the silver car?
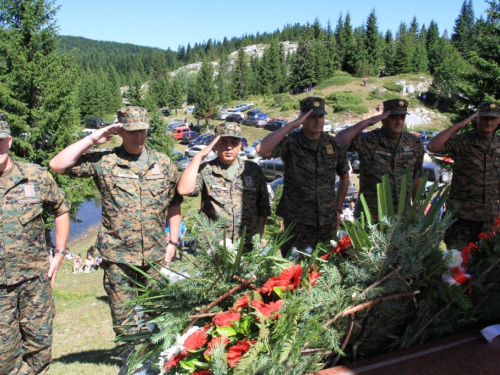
[245,139,262,159]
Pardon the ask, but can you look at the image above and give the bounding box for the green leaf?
[216,326,238,337]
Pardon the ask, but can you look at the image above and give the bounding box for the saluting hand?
[371,110,391,124]
[287,109,314,129]
[197,135,220,159]
[89,123,122,145]
[455,112,478,129]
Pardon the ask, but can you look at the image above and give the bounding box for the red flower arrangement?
[213,312,241,327]
[251,299,283,320]
[183,329,208,351]
[320,236,352,260]
[260,264,303,295]
[227,339,253,368]
[160,264,321,374]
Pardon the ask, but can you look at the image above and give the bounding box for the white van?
[324,119,332,133]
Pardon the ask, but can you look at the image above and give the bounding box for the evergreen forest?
[1,0,499,212]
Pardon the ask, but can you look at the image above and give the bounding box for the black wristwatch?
[52,248,69,256]
[168,240,179,247]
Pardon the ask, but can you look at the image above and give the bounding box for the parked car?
[185,144,216,158]
[169,126,191,140]
[81,117,104,129]
[258,158,284,181]
[332,124,351,134]
[324,119,332,132]
[233,103,254,112]
[423,161,452,194]
[245,139,262,159]
[184,106,196,114]
[264,120,287,131]
[160,109,172,117]
[335,177,358,202]
[178,154,217,171]
[245,109,269,127]
[180,131,200,144]
[347,152,360,173]
[267,177,284,202]
[418,130,439,136]
[225,114,245,124]
[171,151,190,171]
[188,133,216,148]
[418,134,433,147]
[167,122,184,132]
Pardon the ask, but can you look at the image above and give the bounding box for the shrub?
[335,104,369,114]
[325,91,363,106]
[281,100,300,111]
[315,75,355,89]
[384,82,404,92]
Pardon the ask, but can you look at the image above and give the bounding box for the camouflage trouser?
[101,260,163,337]
[281,220,337,257]
[444,218,495,250]
[0,274,54,375]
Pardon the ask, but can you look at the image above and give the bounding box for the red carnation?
[213,312,241,327]
[251,299,283,320]
[478,232,489,240]
[260,264,303,295]
[308,266,321,286]
[337,236,352,251]
[164,351,188,370]
[232,294,249,311]
[204,336,231,357]
[227,339,253,368]
[183,329,207,351]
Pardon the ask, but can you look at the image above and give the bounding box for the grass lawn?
[50,228,121,375]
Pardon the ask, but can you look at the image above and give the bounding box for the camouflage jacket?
[271,130,350,226]
[437,130,500,221]
[66,146,182,265]
[193,158,271,247]
[0,160,69,285]
[349,129,424,216]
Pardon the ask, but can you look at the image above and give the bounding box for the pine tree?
[342,13,356,74]
[452,0,476,55]
[325,20,341,76]
[334,13,346,70]
[231,46,250,100]
[364,10,383,76]
[426,21,442,74]
[214,54,231,105]
[127,73,144,106]
[394,22,413,74]
[0,0,93,216]
[382,30,396,75]
[169,80,183,116]
[288,32,316,91]
[260,39,283,96]
[194,60,217,128]
[413,25,429,73]
[467,1,500,103]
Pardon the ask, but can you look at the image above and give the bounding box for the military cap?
[300,96,328,115]
[478,102,500,117]
[383,99,409,115]
[216,122,242,138]
[117,106,149,131]
[0,114,10,138]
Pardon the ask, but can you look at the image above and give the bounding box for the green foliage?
[314,75,355,89]
[264,185,283,238]
[145,111,175,156]
[194,61,217,125]
[281,100,300,111]
[325,91,362,106]
[383,82,404,92]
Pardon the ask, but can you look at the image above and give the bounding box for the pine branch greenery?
[118,172,500,374]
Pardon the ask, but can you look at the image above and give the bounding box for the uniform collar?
[114,145,154,176]
[211,157,244,180]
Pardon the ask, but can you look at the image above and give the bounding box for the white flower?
[443,249,463,269]
[330,240,338,247]
[219,238,235,251]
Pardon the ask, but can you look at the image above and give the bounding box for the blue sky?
[55,0,489,50]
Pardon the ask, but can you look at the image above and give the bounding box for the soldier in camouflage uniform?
[427,102,500,249]
[0,115,70,375]
[256,97,350,256]
[177,123,270,252]
[50,107,182,336]
[336,99,424,218]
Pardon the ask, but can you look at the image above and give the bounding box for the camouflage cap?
[478,102,500,117]
[383,99,409,115]
[300,96,327,115]
[0,114,10,138]
[216,122,242,138]
[117,106,149,131]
